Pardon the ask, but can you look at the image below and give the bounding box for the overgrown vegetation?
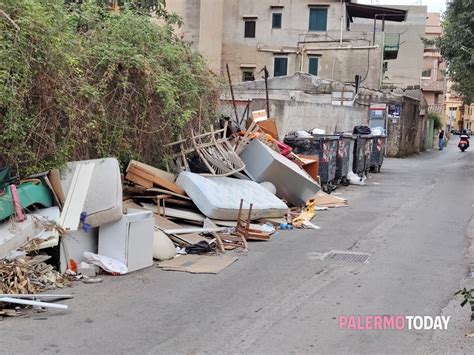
[455,288,474,321]
[428,112,442,130]
[436,0,474,104]
[0,0,218,176]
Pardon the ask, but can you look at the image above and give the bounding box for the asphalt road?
[1,142,474,354]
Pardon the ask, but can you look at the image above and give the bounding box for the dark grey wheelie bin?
[369,135,386,173]
[283,134,339,192]
[335,134,355,185]
[352,135,373,176]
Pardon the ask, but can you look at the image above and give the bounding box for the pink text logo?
[339,315,450,330]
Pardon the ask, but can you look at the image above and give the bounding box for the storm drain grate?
[324,250,371,264]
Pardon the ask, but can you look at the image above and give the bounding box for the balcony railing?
[383,33,400,60]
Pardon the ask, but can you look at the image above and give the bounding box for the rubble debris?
[77,262,97,277]
[0,257,71,294]
[239,139,320,206]
[81,277,103,284]
[176,172,288,220]
[158,254,237,274]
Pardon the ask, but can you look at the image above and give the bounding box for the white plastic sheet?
[83,251,128,275]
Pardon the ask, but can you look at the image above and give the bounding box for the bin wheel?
[341,177,350,186]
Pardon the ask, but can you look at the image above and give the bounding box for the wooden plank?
[146,188,191,200]
[212,219,266,231]
[128,160,176,182]
[47,169,65,205]
[59,163,95,231]
[142,204,206,222]
[127,161,185,195]
[153,215,211,246]
[125,171,153,189]
[169,234,215,247]
[127,166,155,184]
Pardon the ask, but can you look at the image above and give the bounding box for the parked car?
[451,129,460,135]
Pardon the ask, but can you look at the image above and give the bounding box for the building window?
[274,57,288,77]
[272,13,282,29]
[309,7,327,31]
[244,20,256,38]
[242,70,255,81]
[421,69,431,78]
[308,57,319,76]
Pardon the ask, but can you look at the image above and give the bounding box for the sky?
[358,0,447,13]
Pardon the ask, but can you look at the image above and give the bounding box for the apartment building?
[445,81,463,131]
[166,0,408,89]
[421,12,446,107]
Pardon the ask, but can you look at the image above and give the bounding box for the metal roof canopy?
[346,3,407,22]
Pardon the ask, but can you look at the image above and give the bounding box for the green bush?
[427,112,442,131]
[0,0,217,176]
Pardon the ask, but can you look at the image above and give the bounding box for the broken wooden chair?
[234,199,271,241]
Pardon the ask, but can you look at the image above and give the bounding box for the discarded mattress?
[239,139,320,206]
[59,158,122,228]
[176,172,288,220]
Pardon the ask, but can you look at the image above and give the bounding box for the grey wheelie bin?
[335,134,355,185]
[352,135,373,176]
[369,135,386,173]
[283,134,339,192]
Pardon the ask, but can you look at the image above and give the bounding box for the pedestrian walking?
[438,129,445,150]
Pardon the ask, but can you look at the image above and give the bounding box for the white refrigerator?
[99,209,154,273]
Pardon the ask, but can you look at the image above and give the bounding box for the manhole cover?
[324,251,371,264]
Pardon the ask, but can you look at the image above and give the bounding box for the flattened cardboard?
[313,190,348,208]
[158,254,237,274]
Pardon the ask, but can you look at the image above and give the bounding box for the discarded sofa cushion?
[60,158,122,228]
[176,172,288,220]
[153,230,176,261]
[239,139,320,206]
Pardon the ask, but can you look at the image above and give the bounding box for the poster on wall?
[388,103,401,123]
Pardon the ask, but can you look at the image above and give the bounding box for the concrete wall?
[386,96,422,157]
[219,98,367,138]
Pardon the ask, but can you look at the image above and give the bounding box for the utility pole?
[226,63,239,124]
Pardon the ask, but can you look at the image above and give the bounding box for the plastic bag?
[83,252,128,275]
[348,171,366,186]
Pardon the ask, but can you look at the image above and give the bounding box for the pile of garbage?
[0,110,359,316]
